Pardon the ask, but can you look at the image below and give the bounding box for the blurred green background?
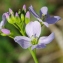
[0,0,63,63]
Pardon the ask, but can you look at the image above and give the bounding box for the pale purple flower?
[29,5,61,27]
[14,21,55,50]
[0,13,10,35]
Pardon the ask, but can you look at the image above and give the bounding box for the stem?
[28,48,38,63]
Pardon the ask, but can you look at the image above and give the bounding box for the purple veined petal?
[31,43,46,50]
[45,16,61,24]
[54,16,61,20]
[40,6,48,15]
[31,45,37,50]
[29,5,40,18]
[25,22,34,37]
[43,22,49,27]
[39,32,55,44]
[32,21,41,37]
[36,43,46,49]
[25,21,41,38]
[1,29,10,35]
[14,36,32,49]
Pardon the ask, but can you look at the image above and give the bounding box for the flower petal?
[36,43,46,49]
[25,22,34,37]
[54,16,61,20]
[29,5,40,18]
[31,45,37,50]
[31,44,46,50]
[43,22,49,27]
[14,36,31,49]
[39,32,55,44]
[45,16,61,24]
[40,6,48,15]
[25,21,41,37]
[2,13,6,22]
[36,18,49,27]
[0,21,4,29]
[32,21,41,37]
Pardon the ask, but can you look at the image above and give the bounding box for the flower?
[29,5,61,27]
[0,13,10,35]
[14,21,55,50]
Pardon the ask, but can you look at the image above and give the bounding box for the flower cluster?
[0,5,61,50]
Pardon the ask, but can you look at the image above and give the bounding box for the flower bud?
[23,5,26,12]
[1,29,10,35]
[25,11,30,24]
[25,11,30,18]
[9,8,14,15]
[21,14,24,21]
[15,12,19,17]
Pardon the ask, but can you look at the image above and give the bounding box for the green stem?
[28,48,38,63]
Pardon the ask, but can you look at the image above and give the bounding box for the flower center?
[31,37,38,45]
[42,14,45,21]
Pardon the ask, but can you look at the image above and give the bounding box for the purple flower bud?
[9,8,13,14]
[23,5,26,12]
[15,12,19,17]
[1,29,10,35]
[5,13,9,19]
[25,11,30,18]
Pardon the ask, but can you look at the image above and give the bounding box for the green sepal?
[25,17,30,24]
[21,14,24,22]
[1,33,8,36]
[15,16,21,23]
[18,9,21,14]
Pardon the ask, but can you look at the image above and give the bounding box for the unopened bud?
[15,12,19,17]
[21,14,24,21]
[1,29,10,35]
[25,11,30,24]
[23,5,26,12]
[9,8,14,15]
[25,11,30,18]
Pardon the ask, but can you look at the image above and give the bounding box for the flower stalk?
[28,48,38,63]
